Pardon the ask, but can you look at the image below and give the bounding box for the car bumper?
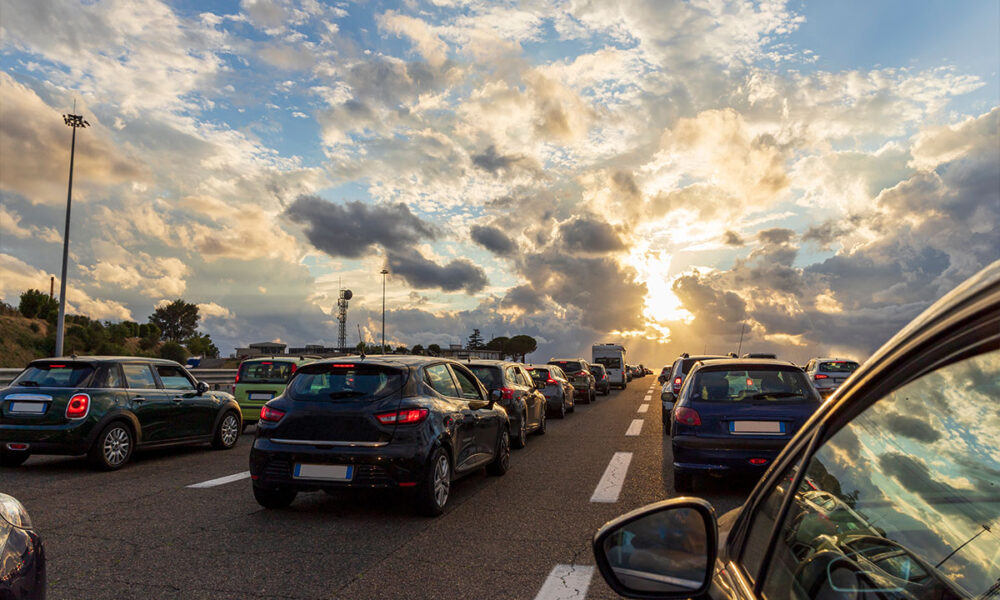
[672,436,787,471]
[0,421,93,455]
[238,401,266,423]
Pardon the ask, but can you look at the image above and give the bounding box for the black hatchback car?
[466,360,547,449]
[592,261,1000,599]
[250,356,510,516]
[0,492,45,600]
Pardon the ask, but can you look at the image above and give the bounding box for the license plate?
[248,392,274,401]
[9,401,46,414]
[293,464,354,481]
[730,421,784,434]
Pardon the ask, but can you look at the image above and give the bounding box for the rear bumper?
[672,435,787,472]
[0,421,93,455]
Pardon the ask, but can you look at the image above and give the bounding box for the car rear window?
[818,361,859,373]
[527,368,549,381]
[239,360,296,384]
[12,363,95,388]
[551,361,583,373]
[591,365,606,375]
[594,357,621,368]
[468,366,502,389]
[286,363,403,402]
[689,368,819,403]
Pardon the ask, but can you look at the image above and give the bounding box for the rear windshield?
[239,360,296,384]
[468,366,502,389]
[590,365,606,375]
[551,361,583,373]
[11,363,95,388]
[689,369,819,403]
[819,361,859,373]
[527,368,550,381]
[594,357,621,369]
[285,364,404,401]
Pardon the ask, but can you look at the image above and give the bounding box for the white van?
[592,343,627,389]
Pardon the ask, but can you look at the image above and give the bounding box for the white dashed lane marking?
[625,419,644,436]
[590,452,632,503]
[187,471,250,488]
[534,564,595,600]
[643,394,652,402]
[638,404,649,413]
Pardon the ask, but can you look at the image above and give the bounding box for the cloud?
[471,145,525,175]
[559,217,627,253]
[386,251,488,294]
[378,11,449,68]
[470,224,517,257]
[722,230,745,246]
[0,253,132,320]
[197,301,235,320]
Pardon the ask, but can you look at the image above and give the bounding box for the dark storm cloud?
[471,145,522,174]
[803,221,852,250]
[387,251,488,294]
[284,195,436,259]
[559,217,626,253]
[672,273,747,334]
[470,225,517,256]
[722,230,745,246]
[883,413,942,444]
[503,285,546,314]
[758,228,796,246]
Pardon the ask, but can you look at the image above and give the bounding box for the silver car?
[804,357,860,397]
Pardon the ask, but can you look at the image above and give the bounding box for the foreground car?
[250,357,510,516]
[592,261,1000,599]
[1,357,242,470]
[0,493,45,600]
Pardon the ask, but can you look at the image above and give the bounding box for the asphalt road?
[4,377,755,599]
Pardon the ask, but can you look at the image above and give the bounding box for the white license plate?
[248,392,274,401]
[293,464,354,481]
[9,401,47,414]
[731,421,784,434]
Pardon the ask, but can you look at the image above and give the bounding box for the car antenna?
[357,323,366,359]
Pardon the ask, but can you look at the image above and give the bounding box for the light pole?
[55,112,89,357]
[380,268,389,354]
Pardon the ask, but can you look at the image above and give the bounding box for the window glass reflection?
[603,507,708,593]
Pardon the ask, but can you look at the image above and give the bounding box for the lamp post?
[380,268,389,354]
[55,112,89,357]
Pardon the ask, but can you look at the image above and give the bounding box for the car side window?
[155,365,195,391]
[122,363,158,389]
[504,366,520,386]
[95,364,124,388]
[450,366,483,400]
[425,364,459,398]
[751,349,1000,598]
[517,367,534,386]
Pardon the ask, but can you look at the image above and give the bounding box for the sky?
[0,0,998,367]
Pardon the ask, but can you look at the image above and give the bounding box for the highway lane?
[2,377,755,599]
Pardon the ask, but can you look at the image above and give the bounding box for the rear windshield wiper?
[742,391,806,402]
[15,380,40,387]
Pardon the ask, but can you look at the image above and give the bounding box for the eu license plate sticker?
[248,392,274,401]
[9,401,46,414]
[730,421,784,434]
[293,464,354,481]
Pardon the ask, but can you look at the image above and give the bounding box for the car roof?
[240,355,319,363]
[465,359,519,367]
[304,355,471,368]
[33,356,184,365]
[810,357,858,363]
[689,358,800,371]
[549,357,586,362]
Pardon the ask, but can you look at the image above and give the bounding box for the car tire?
[536,409,546,435]
[511,410,528,449]
[212,411,241,450]
[674,469,694,493]
[556,398,566,418]
[88,421,134,471]
[567,393,575,413]
[416,447,451,516]
[486,428,510,476]
[0,450,30,467]
[253,484,297,509]
[589,387,596,403]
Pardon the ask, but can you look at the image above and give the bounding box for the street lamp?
[55,112,89,357]
[380,268,389,354]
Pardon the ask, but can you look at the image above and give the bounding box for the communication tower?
[337,288,353,351]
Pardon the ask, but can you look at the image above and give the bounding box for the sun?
[627,248,694,326]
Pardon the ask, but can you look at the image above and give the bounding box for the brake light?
[814,374,829,380]
[259,405,285,423]
[66,393,90,419]
[49,364,67,368]
[234,372,240,384]
[672,376,683,392]
[546,378,558,385]
[602,374,608,380]
[330,364,355,368]
[576,371,588,377]
[376,408,429,425]
[500,387,515,400]
[261,361,272,365]
[674,407,701,426]
[291,363,297,374]
[749,458,768,465]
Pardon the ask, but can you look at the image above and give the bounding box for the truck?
[592,343,627,389]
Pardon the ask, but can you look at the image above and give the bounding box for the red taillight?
[749,458,768,465]
[234,372,241,384]
[259,405,285,423]
[261,361,272,365]
[602,374,608,380]
[674,407,701,426]
[330,364,355,368]
[814,374,829,380]
[376,408,429,425]
[576,371,588,377]
[546,378,558,385]
[291,363,297,374]
[66,393,90,419]
[500,388,515,400]
[672,376,683,392]
[49,364,67,368]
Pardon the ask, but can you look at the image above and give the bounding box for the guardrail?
[0,367,237,391]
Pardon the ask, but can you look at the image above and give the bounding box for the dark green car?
[0,357,243,470]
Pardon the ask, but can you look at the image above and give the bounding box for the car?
[526,364,575,417]
[0,357,242,470]
[548,358,597,403]
[466,360,547,448]
[233,355,318,431]
[741,352,777,359]
[249,356,510,516]
[593,343,628,389]
[0,493,45,600]
[803,357,860,397]
[669,358,822,491]
[657,364,672,384]
[660,354,727,430]
[591,260,1000,600]
[589,363,612,395]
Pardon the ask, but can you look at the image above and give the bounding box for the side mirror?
[488,388,503,408]
[197,381,210,394]
[593,498,717,599]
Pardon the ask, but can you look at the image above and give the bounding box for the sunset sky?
[1,0,997,365]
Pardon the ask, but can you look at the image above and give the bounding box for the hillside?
[0,315,51,367]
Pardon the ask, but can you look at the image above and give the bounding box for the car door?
[504,366,531,428]
[517,366,544,424]
[424,363,478,471]
[121,362,173,443]
[449,364,498,462]
[154,364,214,438]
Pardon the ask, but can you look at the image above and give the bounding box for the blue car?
[670,359,821,491]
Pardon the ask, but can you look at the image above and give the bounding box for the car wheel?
[212,411,241,449]
[0,450,30,467]
[88,422,134,471]
[486,428,510,476]
[253,484,297,509]
[589,387,596,403]
[511,411,528,448]
[536,409,547,435]
[556,398,566,418]
[673,469,695,493]
[416,448,451,516]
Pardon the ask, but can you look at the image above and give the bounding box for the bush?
[19,289,58,320]
[29,323,40,333]
[159,341,188,364]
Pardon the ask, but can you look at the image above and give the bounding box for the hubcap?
[221,414,239,446]
[432,454,450,507]
[103,427,130,465]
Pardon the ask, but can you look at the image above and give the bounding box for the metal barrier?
[0,367,236,391]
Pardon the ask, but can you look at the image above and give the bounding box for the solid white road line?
[590,452,633,503]
[638,403,649,413]
[626,419,644,436]
[187,471,251,488]
[534,564,595,600]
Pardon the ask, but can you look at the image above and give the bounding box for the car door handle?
[133,397,145,403]
[173,396,185,403]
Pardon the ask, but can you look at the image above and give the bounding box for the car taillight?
[291,363,297,374]
[66,393,89,419]
[260,405,285,423]
[234,372,241,384]
[749,458,768,465]
[672,376,683,392]
[546,378,558,385]
[602,374,608,380]
[576,371,588,377]
[674,407,701,426]
[499,387,515,400]
[814,374,829,380]
[376,408,429,425]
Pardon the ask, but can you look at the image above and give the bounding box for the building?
[438,345,502,361]
[234,342,287,359]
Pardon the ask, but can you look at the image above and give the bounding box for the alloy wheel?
[221,414,239,447]
[103,426,130,466]
[498,430,510,470]
[432,454,450,508]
